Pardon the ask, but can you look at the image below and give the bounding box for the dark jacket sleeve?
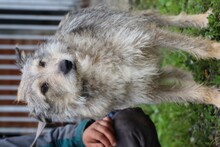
[0,119,94,147]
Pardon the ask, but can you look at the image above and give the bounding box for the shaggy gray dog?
[17,6,220,122]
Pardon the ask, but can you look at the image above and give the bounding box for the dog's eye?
[39,60,46,67]
[41,82,49,95]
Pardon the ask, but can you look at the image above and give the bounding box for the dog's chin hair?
[50,114,82,123]
[54,99,111,120]
[50,108,88,123]
[74,96,87,105]
[63,73,79,94]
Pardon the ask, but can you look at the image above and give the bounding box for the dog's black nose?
[59,60,73,74]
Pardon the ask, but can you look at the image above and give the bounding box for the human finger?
[98,117,114,133]
[92,128,112,147]
[95,122,116,146]
[87,142,105,147]
[103,117,112,122]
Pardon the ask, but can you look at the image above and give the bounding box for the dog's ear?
[15,47,27,70]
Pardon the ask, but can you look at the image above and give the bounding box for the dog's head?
[16,40,91,122]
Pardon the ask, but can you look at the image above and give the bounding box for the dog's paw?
[210,88,220,108]
[198,9,212,28]
[210,42,220,59]
[212,97,220,108]
[177,9,212,28]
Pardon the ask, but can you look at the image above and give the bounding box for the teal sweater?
[43,119,94,147]
[0,119,94,147]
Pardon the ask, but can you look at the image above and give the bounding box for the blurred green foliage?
[134,0,220,146]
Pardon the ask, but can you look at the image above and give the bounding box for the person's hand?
[83,117,116,147]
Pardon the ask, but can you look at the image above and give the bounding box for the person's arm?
[0,119,93,147]
[0,117,116,147]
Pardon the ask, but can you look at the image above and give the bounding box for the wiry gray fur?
[17,6,220,122]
